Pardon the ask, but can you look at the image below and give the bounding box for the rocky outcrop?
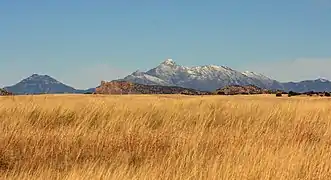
[0,88,13,96]
[215,85,273,95]
[95,80,212,95]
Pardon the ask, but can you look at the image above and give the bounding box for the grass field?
[1,94,331,180]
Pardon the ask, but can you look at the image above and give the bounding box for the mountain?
[282,78,331,92]
[3,74,78,94]
[122,59,331,92]
[3,59,331,94]
[95,80,212,95]
[122,59,284,91]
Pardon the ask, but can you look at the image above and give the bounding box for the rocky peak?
[160,59,178,67]
[162,58,175,64]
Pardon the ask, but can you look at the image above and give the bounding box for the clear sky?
[1,0,331,89]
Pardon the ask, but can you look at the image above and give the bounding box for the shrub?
[307,91,315,96]
[288,91,301,97]
[217,91,225,95]
[276,93,282,97]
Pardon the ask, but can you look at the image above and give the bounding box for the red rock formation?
[95,80,212,95]
[95,81,134,94]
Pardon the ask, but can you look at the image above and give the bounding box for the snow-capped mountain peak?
[161,59,177,66]
[123,59,283,91]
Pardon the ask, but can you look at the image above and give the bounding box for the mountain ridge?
[123,59,284,91]
[3,59,331,94]
[122,59,331,92]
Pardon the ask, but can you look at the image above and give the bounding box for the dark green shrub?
[276,93,282,97]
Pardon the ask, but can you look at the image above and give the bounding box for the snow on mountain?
[123,59,281,91]
[315,78,330,83]
[242,71,271,81]
[123,70,171,86]
[241,71,284,90]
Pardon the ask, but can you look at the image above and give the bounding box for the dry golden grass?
[1,94,331,180]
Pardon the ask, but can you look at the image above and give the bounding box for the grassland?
[1,94,331,180]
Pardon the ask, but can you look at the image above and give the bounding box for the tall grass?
[1,94,331,179]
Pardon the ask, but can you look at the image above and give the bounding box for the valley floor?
[1,94,331,179]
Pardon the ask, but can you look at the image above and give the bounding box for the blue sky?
[1,0,331,89]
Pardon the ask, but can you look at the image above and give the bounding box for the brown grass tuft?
[1,94,331,179]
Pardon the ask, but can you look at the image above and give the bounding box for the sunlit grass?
[1,94,331,179]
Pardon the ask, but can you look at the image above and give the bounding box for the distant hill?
[282,78,331,93]
[95,80,213,95]
[3,74,93,95]
[215,85,273,95]
[4,74,77,94]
